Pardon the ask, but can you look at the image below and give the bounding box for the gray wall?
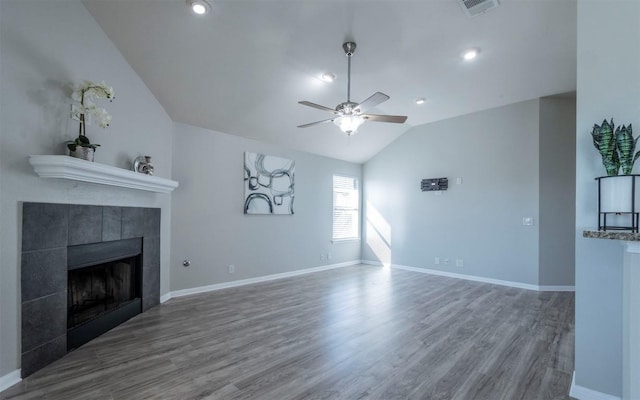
[539,97,576,286]
[362,100,541,285]
[170,122,362,291]
[0,1,174,377]
[574,0,639,396]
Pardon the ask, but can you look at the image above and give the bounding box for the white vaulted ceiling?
[83,0,576,163]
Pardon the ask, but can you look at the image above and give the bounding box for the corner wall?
[0,0,174,379]
[539,97,576,286]
[362,100,542,285]
[574,0,640,396]
[169,122,362,291]
[362,98,576,288]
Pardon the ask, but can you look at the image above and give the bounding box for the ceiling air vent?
[458,0,500,17]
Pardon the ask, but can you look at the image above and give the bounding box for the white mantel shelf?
[29,155,179,193]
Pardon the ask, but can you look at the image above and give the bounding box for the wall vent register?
[458,0,500,17]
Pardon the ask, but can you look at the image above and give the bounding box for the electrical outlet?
[320,254,325,261]
[434,257,440,265]
[327,252,332,260]
[443,258,450,265]
[523,217,534,226]
[228,264,235,274]
[456,259,464,267]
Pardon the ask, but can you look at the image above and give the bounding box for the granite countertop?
[583,230,640,241]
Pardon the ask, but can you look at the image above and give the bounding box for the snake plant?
[616,123,638,175]
[591,119,638,176]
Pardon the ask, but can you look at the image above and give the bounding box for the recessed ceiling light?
[463,48,479,61]
[187,0,211,15]
[320,73,336,83]
[415,97,426,105]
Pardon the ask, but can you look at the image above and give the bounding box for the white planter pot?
[599,175,640,213]
[597,175,640,231]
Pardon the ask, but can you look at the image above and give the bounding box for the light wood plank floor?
[2,265,575,400]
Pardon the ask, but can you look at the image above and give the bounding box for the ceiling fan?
[298,42,408,136]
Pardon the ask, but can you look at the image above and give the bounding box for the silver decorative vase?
[69,147,95,162]
[142,156,154,175]
[133,155,154,175]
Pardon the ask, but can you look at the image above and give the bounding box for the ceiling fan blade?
[298,101,338,114]
[298,118,336,128]
[354,92,390,113]
[362,114,408,123]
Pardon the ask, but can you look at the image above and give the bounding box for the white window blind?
[332,175,359,241]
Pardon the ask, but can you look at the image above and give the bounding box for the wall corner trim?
[0,370,21,394]
[166,260,362,300]
[160,292,172,303]
[360,260,575,292]
[569,371,621,400]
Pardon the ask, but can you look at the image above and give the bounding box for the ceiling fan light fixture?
[320,73,336,83]
[334,115,364,136]
[188,0,211,15]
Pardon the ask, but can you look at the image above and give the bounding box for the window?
[332,175,360,241]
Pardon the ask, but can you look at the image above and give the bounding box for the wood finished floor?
[2,265,575,400]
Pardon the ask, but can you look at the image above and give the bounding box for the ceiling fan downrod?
[343,42,356,103]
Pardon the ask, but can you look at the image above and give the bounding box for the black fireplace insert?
[67,238,142,350]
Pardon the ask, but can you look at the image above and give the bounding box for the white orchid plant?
[67,80,115,151]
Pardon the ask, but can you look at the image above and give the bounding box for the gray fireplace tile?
[21,248,66,303]
[142,236,160,311]
[122,207,144,239]
[143,208,161,238]
[143,293,160,312]
[21,335,66,378]
[22,292,66,353]
[68,205,103,245]
[102,207,122,242]
[22,203,68,251]
[20,204,162,376]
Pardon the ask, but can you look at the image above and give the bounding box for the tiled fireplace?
[20,203,161,377]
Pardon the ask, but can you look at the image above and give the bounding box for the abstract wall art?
[244,152,295,215]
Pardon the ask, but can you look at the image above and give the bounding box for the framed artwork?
[244,152,295,215]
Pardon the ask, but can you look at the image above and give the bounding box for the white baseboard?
[162,260,574,302]
[362,261,575,292]
[167,260,361,300]
[361,260,384,266]
[570,371,621,400]
[0,369,21,393]
[538,285,576,292]
[390,263,540,290]
[160,292,172,303]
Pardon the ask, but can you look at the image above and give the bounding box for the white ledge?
[29,155,179,193]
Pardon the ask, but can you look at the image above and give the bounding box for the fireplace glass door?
[66,237,143,350]
[67,256,140,329]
